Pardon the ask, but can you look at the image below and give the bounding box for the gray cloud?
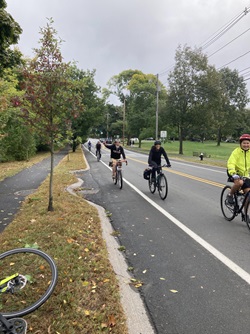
[6,0,250,99]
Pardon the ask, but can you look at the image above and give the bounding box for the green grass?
[0,148,128,333]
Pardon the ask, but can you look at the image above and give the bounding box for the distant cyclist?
[87,140,91,151]
[226,134,250,205]
[148,140,171,181]
[104,139,127,178]
[96,140,102,159]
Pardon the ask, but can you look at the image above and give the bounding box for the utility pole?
[123,99,125,146]
[156,73,159,140]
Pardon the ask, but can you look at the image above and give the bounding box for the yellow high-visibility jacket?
[227,147,250,177]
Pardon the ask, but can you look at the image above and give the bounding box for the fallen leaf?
[84,310,90,316]
[108,314,116,327]
[170,289,178,293]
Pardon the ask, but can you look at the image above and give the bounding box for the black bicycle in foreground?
[0,248,58,334]
[220,180,250,231]
[148,165,169,200]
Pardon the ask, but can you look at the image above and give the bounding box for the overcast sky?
[6,0,250,104]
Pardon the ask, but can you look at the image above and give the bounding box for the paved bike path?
[0,149,69,233]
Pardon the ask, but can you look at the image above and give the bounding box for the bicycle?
[148,165,169,200]
[112,159,127,189]
[0,248,58,334]
[220,180,250,231]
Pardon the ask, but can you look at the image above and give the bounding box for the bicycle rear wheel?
[220,185,236,221]
[0,248,58,319]
[158,174,168,200]
[117,170,123,189]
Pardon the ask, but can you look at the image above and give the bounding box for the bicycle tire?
[158,174,168,200]
[117,171,123,189]
[0,248,58,319]
[148,174,156,194]
[220,185,236,221]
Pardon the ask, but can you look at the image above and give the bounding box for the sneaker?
[226,194,234,205]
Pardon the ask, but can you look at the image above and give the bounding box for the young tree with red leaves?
[21,19,84,211]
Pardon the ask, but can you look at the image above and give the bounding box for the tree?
[19,19,84,211]
[68,65,105,141]
[0,0,23,76]
[213,68,249,145]
[127,73,167,146]
[0,68,35,161]
[167,45,216,154]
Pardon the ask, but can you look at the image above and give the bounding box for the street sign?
[160,131,167,138]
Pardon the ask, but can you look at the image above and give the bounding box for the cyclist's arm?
[163,151,171,166]
[227,151,237,176]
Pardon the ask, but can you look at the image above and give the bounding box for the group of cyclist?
[90,138,171,180]
[88,133,250,199]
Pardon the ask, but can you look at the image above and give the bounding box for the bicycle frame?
[234,190,250,218]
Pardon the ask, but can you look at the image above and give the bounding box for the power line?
[208,26,250,58]
[217,49,250,70]
[200,7,250,50]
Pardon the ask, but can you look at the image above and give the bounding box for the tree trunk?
[48,137,54,211]
[217,126,221,146]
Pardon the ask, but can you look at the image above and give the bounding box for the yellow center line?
[127,156,225,188]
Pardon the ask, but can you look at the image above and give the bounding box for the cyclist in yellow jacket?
[227,134,250,204]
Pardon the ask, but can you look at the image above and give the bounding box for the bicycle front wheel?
[220,185,236,221]
[148,174,156,194]
[0,248,58,319]
[117,171,123,189]
[158,174,168,200]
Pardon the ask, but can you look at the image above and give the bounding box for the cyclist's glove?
[166,164,171,168]
[232,174,240,180]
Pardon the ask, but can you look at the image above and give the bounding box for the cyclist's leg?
[112,159,117,178]
[242,179,250,217]
[150,162,158,181]
[229,179,243,195]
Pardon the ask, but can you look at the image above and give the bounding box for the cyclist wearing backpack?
[148,140,171,181]
[226,134,250,204]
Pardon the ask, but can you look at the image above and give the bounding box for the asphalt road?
[0,149,69,233]
[82,141,250,334]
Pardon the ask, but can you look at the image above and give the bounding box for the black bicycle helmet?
[154,140,161,145]
[239,134,250,142]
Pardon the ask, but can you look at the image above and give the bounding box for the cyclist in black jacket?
[104,139,127,178]
[148,140,171,180]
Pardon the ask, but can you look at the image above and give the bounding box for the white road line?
[85,145,250,284]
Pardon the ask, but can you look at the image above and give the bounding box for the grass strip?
[0,147,128,333]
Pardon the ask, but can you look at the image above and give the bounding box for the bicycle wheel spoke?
[220,186,236,221]
[0,248,57,318]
